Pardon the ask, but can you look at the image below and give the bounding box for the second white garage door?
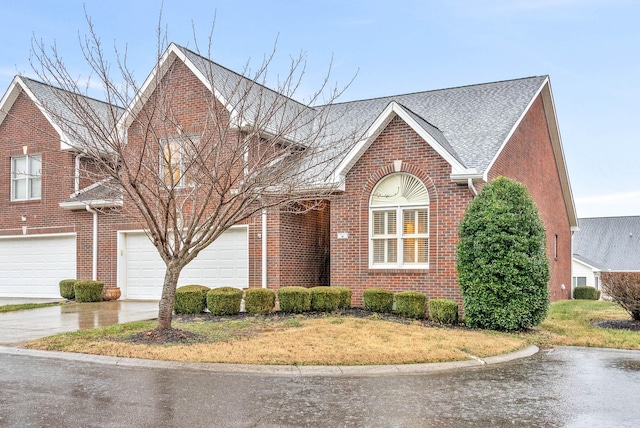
[119,227,248,300]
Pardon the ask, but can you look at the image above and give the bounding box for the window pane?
[13,179,26,200]
[30,155,42,177]
[403,238,415,263]
[403,210,415,234]
[12,157,26,179]
[372,212,385,236]
[387,238,397,263]
[417,209,428,234]
[416,238,428,263]
[373,240,385,263]
[577,277,587,286]
[387,211,396,234]
[30,177,42,199]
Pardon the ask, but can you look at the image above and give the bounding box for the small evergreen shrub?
[429,299,459,324]
[174,285,210,314]
[573,286,600,300]
[363,288,394,313]
[59,279,77,300]
[207,287,243,316]
[333,286,352,309]
[277,286,311,313]
[74,280,104,303]
[395,291,427,319]
[310,287,342,312]
[245,288,276,315]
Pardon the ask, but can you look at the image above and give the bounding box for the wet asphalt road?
[1,346,639,427]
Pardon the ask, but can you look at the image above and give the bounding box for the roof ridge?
[329,75,548,106]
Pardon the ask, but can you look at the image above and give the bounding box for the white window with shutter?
[370,173,429,269]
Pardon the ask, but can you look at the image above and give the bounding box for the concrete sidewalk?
[0,300,158,346]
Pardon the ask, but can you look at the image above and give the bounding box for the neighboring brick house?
[572,216,640,298]
[0,42,577,306]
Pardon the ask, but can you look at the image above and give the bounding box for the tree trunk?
[157,262,182,330]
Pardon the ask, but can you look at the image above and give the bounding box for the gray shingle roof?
[173,43,547,175]
[322,76,547,173]
[20,77,124,152]
[573,217,640,271]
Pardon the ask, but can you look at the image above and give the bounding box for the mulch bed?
[592,319,640,331]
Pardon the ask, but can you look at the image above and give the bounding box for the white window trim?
[369,202,430,269]
[11,154,42,201]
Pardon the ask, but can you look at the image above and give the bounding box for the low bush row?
[174,285,457,324]
[363,288,459,324]
[59,279,104,302]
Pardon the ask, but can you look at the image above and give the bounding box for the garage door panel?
[0,235,76,298]
[123,228,248,300]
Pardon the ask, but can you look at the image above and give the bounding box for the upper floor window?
[160,136,198,187]
[11,154,42,201]
[370,173,429,269]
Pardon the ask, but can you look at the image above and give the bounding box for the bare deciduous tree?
[600,272,640,321]
[30,16,359,331]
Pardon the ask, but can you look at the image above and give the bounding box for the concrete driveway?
[0,300,159,345]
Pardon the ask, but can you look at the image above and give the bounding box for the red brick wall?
[331,116,473,306]
[488,95,572,301]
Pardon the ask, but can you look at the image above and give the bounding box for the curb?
[0,345,539,377]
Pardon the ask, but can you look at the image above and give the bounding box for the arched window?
[370,173,429,268]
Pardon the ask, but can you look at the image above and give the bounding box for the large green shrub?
[332,286,353,309]
[74,280,104,303]
[395,291,427,319]
[174,285,210,314]
[429,299,459,324]
[573,286,600,301]
[206,287,243,316]
[310,287,342,312]
[59,279,77,300]
[457,177,550,331]
[277,286,311,313]
[245,288,276,315]
[363,288,394,313]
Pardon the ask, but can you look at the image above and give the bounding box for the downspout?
[468,178,478,197]
[85,205,98,281]
[262,210,267,288]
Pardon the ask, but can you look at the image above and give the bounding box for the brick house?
[0,43,577,306]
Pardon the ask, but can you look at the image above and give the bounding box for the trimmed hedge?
[363,288,394,313]
[573,286,601,300]
[174,285,210,314]
[310,287,342,312]
[245,288,276,315]
[395,291,427,319]
[278,286,311,313]
[59,279,77,300]
[74,280,104,303]
[207,287,243,316]
[429,299,459,324]
[333,286,352,309]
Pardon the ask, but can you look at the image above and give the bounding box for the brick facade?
[488,95,572,301]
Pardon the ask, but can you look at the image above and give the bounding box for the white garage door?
[0,234,76,298]
[120,227,248,300]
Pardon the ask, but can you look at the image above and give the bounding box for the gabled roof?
[120,43,315,144]
[329,75,548,178]
[573,216,640,271]
[0,76,123,151]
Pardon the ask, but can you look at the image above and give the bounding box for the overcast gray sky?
[1,0,638,219]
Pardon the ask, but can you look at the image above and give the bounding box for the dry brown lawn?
[25,315,526,365]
